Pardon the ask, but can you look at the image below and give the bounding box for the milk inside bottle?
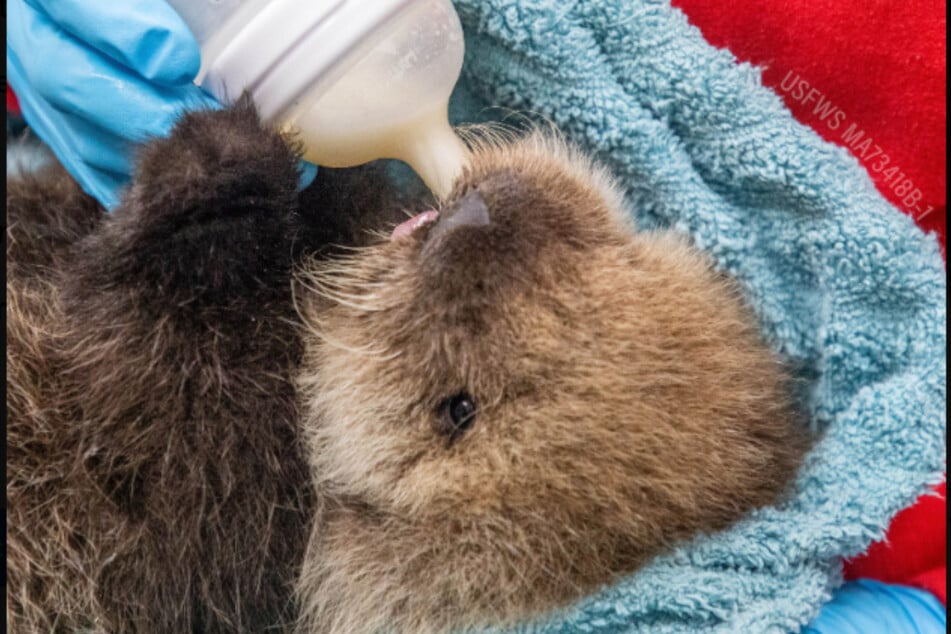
[166,0,469,197]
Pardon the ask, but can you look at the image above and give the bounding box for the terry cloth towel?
[447,1,947,632]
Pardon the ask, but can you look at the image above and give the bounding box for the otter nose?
[428,189,490,241]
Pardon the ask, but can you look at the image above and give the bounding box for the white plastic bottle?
[166,0,469,198]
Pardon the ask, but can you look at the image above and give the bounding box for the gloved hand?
[7,0,317,210]
[804,579,947,634]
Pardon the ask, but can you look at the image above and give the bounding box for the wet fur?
[7,103,807,633]
[294,136,809,633]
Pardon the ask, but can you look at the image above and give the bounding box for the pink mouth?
[390,210,440,241]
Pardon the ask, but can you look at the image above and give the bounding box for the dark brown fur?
[7,102,318,632]
[294,136,809,633]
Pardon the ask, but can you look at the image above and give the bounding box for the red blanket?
[7,86,21,115]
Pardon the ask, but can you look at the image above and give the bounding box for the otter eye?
[437,392,478,441]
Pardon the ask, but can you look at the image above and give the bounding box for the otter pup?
[293,135,808,633]
[6,103,806,633]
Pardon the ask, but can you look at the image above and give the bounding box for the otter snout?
[428,189,491,241]
[416,168,587,302]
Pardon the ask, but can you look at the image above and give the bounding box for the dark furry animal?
[6,102,322,632]
[7,103,808,633]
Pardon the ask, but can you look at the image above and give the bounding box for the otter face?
[295,136,805,633]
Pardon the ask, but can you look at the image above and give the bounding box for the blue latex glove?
[804,579,947,634]
[7,0,317,210]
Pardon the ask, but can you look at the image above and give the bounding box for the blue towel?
[448,1,947,632]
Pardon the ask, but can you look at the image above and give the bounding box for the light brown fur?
[294,135,808,633]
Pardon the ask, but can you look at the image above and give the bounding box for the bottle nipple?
[285,89,469,199]
[390,109,469,199]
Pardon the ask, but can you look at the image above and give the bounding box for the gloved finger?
[298,160,318,191]
[8,46,128,208]
[16,9,218,141]
[10,3,219,144]
[804,580,947,634]
[55,111,136,175]
[71,164,130,211]
[23,0,201,86]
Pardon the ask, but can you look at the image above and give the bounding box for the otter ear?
[72,97,303,307]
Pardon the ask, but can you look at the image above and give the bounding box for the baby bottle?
[165,0,469,198]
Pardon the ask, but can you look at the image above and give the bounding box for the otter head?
[295,136,806,634]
